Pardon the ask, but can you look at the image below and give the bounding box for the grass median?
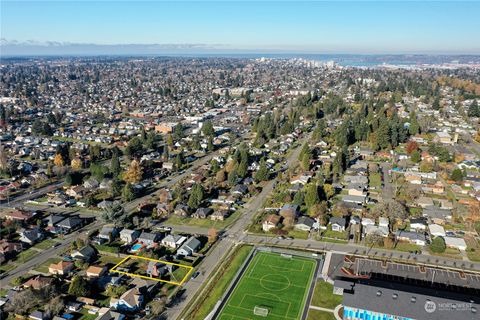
[188,245,253,320]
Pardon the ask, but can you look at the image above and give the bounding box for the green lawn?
[369,172,382,188]
[467,248,480,262]
[321,229,348,240]
[310,281,342,309]
[0,263,16,274]
[32,239,58,250]
[217,251,316,320]
[33,257,62,273]
[189,245,253,320]
[393,242,421,253]
[166,209,242,229]
[288,229,310,240]
[14,248,38,263]
[97,255,125,266]
[307,310,336,320]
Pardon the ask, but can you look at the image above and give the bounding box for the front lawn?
[32,239,58,250]
[310,281,342,309]
[393,242,421,253]
[320,229,348,240]
[14,248,38,263]
[165,209,241,229]
[369,172,382,188]
[288,229,310,239]
[33,257,62,273]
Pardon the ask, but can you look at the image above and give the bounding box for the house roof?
[296,216,315,227]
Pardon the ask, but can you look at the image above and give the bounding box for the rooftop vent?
[411,297,416,303]
[376,290,382,296]
[392,293,398,299]
[471,307,477,313]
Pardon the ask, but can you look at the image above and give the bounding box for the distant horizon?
[2,1,480,55]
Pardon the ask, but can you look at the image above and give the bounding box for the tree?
[254,158,269,182]
[105,285,128,298]
[292,191,305,206]
[410,150,421,163]
[65,173,73,186]
[122,183,135,202]
[305,184,320,207]
[208,228,218,243]
[323,184,335,200]
[125,136,144,158]
[54,153,64,167]
[450,168,464,182]
[430,236,446,253]
[68,276,90,297]
[175,153,184,171]
[124,159,142,184]
[371,199,407,222]
[101,202,127,224]
[202,120,215,137]
[111,150,121,177]
[228,169,238,186]
[237,158,248,178]
[406,141,419,154]
[71,158,82,170]
[468,100,480,117]
[44,296,65,318]
[216,169,226,183]
[187,183,204,209]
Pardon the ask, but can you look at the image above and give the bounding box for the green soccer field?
[217,251,317,320]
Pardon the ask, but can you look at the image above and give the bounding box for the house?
[409,218,427,231]
[444,236,467,251]
[177,236,201,257]
[95,308,125,320]
[56,216,84,233]
[280,204,300,218]
[99,225,120,242]
[0,240,22,255]
[364,225,389,237]
[428,224,446,237]
[295,216,316,231]
[434,131,454,145]
[378,217,389,229]
[119,229,140,244]
[289,175,310,185]
[347,183,367,196]
[416,196,434,208]
[5,210,36,222]
[29,311,46,320]
[330,217,346,232]
[174,204,190,217]
[210,210,228,221]
[49,261,74,275]
[137,232,162,247]
[342,194,366,205]
[66,301,84,312]
[83,177,100,189]
[161,234,187,249]
[110,288,143,312]
[45,214,66,227]
[423,207,452,225]
[72,245,96,262]
[395,231,426,246]
[23,276,54,289]
[262,214,281,232]
[232,184,248,195]
[350,216,361,225]
[192,207,213,219]
[146,261,168,277]
[66,185,85,199]
[19,227,44,244]
[86,266,107,278]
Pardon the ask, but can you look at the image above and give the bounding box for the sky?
[1,0,480,54]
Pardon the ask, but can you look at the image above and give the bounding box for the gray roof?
[339,279,479,320]
[296,216,315,228]
[330,217,346,226]
[395,230,426,241]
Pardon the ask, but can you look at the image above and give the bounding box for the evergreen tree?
[122,183,135,202]
[305,184,320,207]
[254,158,269,182]
[110,149,121,177]
[187,183,204,209]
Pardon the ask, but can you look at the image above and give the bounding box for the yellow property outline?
[109,255,194,286]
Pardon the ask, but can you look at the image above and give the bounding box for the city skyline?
[1,1,480,55]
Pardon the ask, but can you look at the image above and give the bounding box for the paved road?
[241,235,480,273]
[165,136,310,320]
[0,151,219,288]
[0,181,65,208]
[0,219,103,288]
